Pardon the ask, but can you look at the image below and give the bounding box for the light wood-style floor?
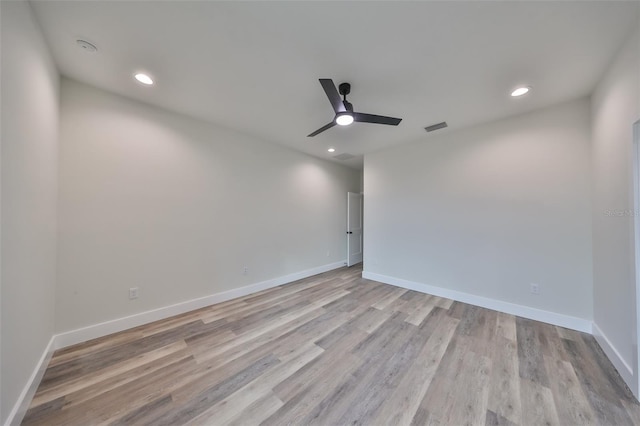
[23,266,640,425]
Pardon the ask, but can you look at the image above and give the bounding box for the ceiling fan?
[308,79,402,137]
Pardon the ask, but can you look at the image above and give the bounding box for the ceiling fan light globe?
[336,113,354,126]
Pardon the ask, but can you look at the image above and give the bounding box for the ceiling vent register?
[424,121,448,132]
[333,153,355,161]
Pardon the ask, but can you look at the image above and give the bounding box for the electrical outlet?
[242,266,249,275]
[530,283,540,295]
[129,287,139,300]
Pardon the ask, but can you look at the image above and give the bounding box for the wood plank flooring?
[22,266,640,425]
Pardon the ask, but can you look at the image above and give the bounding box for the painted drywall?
[0,1,59,423]
[56,78,360,333]
[364,98,593,321]
[591,21,640,387]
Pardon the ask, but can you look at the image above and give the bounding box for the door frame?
[633,119,640,398]
[346,192,363,266]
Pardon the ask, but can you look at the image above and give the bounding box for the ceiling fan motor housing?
[339,83,353,111]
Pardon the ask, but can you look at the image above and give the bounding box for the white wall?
[0,1,59,423]
[591,21,640,392]
[364,98,593,323]
[0,2,634,418]
[56,78,360,333]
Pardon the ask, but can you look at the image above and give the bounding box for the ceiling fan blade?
[319,79,346,113]
[308,121,336,137]
[353,112,402,126]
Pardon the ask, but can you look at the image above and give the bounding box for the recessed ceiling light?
[134,73,154,85]
[328,148,336,153]
[335,112,354,126]
[511,86,530,97]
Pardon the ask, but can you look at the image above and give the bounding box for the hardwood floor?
[23,266,640,425]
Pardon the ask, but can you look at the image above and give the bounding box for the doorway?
[347,192,363,266]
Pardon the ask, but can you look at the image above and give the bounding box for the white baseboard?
[362,271,592,334]
[593,322,635,393]
[54,261,346,350]
[4,336,56,426]
[5,261,346,426]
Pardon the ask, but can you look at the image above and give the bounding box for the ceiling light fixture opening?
[327,148,336,153]
[135,73,154,85]
[511,86,530,97]
[335,112,354,126]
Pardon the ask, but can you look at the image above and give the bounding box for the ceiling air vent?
[333,153,355,161]
[424,121,448,132]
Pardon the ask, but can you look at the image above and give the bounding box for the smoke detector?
[76,39,98,53]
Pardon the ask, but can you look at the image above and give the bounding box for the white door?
[347,192,363,266]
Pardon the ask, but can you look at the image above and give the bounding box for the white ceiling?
[31,1,639,169]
